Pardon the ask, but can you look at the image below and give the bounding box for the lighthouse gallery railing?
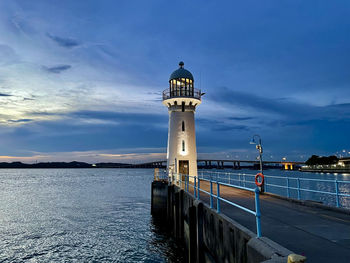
[162,88,202,100]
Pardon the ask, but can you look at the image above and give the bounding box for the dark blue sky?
[0,0,349,163]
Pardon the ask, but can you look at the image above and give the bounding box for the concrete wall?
[151,182,293,263]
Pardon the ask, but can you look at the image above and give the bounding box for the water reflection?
[0,169,185,262]
[149,218,185,263]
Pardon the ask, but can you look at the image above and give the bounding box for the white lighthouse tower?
[163,61,202,180]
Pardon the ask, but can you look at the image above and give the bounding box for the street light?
[250,134,264,192]
[250,134,263,174]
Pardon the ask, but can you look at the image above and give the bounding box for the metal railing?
[198,170,350,209]
[162,88,202,100]
[167,172,262,237]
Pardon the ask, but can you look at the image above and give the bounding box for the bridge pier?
[283,163,294,170]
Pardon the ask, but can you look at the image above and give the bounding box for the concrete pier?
[185,181,350,262]
[151,181,293,262]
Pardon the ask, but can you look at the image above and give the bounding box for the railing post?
[187,175,189,192]
[335,180,340,208]
[228,173,231,185]
[254,188,262,238]
[210,179,213,209]
[180,173,182,188]
[197,178,200,200]
[286,177,290,198]
[194,177,197,198]
[297,178,301,200]
[217,182,221,213]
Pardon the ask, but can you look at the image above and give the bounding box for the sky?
[0,0,350,163]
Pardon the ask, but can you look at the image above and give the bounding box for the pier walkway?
[188,181,350,263]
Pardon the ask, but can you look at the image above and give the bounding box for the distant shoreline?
[301,168,350,174]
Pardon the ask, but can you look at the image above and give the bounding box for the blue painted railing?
[198,171,350,209]
[167,172,262,238]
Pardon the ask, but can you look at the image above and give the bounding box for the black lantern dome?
[169,61,194,81]
[163,62,201,101]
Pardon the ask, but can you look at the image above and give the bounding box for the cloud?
[212,124,249,132]
[69,110,167,125]
[43,64,71,74]
[197,118,250,132]
[209,87,350,123]
[8,119,33,123]
[0,44,19,65]
[228,117,254,121]
[46,33,80,48]
[0,92,12,96]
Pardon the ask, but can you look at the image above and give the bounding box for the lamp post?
[250,134,264,192]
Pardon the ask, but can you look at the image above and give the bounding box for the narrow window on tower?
[182,140,185,152]
[182,101,185,112]
[182,121,185,131]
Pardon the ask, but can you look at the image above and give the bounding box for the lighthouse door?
[179,160,189,182]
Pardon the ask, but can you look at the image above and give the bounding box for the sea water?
[0,169,184,262]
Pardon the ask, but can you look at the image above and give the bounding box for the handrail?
[170,172,262,238]
[162,87,202,101]
[198,170,350,208]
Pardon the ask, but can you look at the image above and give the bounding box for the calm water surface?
[0,169,184,262]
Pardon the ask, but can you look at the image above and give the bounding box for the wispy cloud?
[46,33,80,48]
[0,92,12,96]
[228,117,254,121]
[209,87,350,123]
[8,118,33,123]
[43,64,71,74]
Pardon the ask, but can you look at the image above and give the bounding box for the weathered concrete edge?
[263,191,350,215]
[178,186,294,262]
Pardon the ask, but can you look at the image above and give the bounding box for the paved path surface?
[186,181,350,263]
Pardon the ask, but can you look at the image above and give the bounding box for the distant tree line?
[0,161,131,168]
[305,155,338,165]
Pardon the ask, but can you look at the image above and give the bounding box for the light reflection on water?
[0,169,184,262]
[202,168,350,208]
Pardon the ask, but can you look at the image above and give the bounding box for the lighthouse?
[163,62,202,180]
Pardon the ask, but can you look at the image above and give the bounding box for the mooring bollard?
[154,168,159,181]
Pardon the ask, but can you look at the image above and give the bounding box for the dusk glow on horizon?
[1,1,350,163]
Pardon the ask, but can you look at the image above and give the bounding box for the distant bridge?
[131,159,305,170]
